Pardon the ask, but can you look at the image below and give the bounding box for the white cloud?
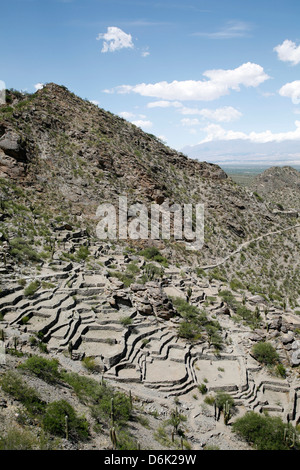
[200,121,300,144]
[146,100,241,123]
[147,100,183,108]
[119,111,135,119]
[279,80,300,104]
[97,26,134,53]
[141,50,150,58]
[180,105,242,122]
[131,120,153,129]
[274,39,300,65]
[34,83,44,91]
[90,100,100,106]
[181,118,201,126]
[109,62,270,101]
[193,20,252,39]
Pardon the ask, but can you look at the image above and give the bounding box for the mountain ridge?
[0,84,300,451]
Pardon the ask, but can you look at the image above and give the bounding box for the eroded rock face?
[0,127,28,178]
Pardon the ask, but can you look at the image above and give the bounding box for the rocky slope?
[0,84,300,451]
[250,165,300,213]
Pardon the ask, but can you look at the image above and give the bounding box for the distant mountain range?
[181,139,300,167]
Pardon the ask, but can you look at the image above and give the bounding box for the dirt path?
[200,223,300,270]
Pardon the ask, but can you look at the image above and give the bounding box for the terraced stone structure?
[1,236,300,441]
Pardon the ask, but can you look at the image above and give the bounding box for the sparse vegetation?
[232,412,299,450]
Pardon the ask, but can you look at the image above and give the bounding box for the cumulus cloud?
[279,80,300,104]
[180,105,242,122]
[97,26,134,53]
[118,111,135,119]
[200,121,300,144]
[147,100,182,108]
[34,83,44,91]
[90,100,100,106]
[181,118,201,126]
[131,119,153,129]
[117,111,153,130]
[108,62,270,101]
[274,40,300,65]
[147,100,241,123]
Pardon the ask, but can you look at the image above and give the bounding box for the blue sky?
[1,0,300,164]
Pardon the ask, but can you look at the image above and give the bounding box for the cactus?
[110,427,117,450]
[214,401,221,421]
[65,415,69,440]
[223,400,231,425]
[284,427,297,449]
[111,397,115,426]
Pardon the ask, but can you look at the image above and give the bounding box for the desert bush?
[24,280,41,297]
[0,427,39,450]
[251,342,279,365]
[139,247,168,267]
[232,412,299,450]
[42,400,89,441]
[10,238,40,263]
[18,355,60,383]
[0,371,45,416]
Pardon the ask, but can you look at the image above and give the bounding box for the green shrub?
[0,427,39,450]
[0,371,45,416]
[10,238,41,263]
[82,356,97,371]
[75,245,89,261]
[62,372,132,426]
[24,280,41,297]
[139,247,168,266]
[62,372,102,404]
[21,315,30,325]
[276,363,287,378]
[230,278,245,291]
[215,391,235,410]
[18,355,60,383]
[178,320,200,340]
[120,316,133,327]
[232,411,299,450]
[42,400,89,441]
[251,342,279,365]
[109,270,135,287]
[116,429,140,450]
[172,297,200,320]
[91,391,132,426]
[198,383,208,395]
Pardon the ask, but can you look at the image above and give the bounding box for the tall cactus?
[223,400,231,425]
[65,415,69,440]
[111,397,115,426]
[110,427,117,450]
[284,427,297,449]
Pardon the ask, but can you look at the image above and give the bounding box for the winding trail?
[200,223,300,271]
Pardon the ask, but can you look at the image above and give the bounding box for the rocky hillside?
[0,84,300,451]
[1,84,299,292]
[250,166,300,213]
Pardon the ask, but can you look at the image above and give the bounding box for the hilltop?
[250,165,300,213]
